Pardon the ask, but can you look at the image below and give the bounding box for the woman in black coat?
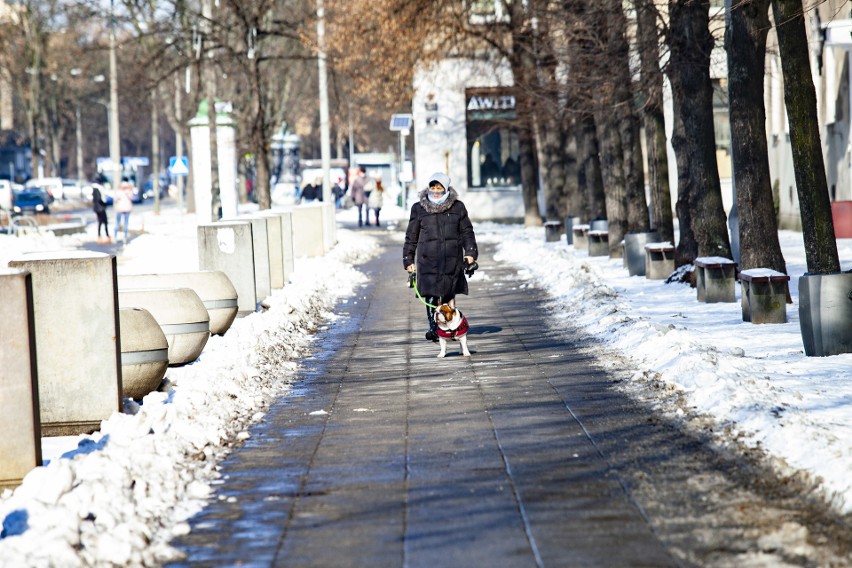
[404,172,478,341]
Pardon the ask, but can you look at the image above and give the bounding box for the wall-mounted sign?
[466,90,517,121]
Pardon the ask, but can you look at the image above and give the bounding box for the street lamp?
[108,0,121,189]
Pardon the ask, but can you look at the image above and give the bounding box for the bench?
[587,230,609,256]
[572,224,590,251]
[644,242,675,280]
[693,257,737,303]
[544,221,563,243]
[739,268,790,324]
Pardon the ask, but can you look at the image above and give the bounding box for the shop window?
[466,88,521,189]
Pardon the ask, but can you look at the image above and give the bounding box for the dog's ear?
[448,298,455,310]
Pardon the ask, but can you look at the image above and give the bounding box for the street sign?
[168,156,189,176]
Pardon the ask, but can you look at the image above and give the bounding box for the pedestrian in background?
[368,176,384,226]
[114,181,134,243]
[92,185,111,244]
[350,166,369,227]
[301,175,323,203]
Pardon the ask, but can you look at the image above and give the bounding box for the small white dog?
[434,299,471,358]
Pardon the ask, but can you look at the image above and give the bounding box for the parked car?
[141,173,170,201]
[61,178,86,200]
[25,177,63,202]
[12,188,51,215]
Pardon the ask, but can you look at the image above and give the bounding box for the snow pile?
[0,224,378,566]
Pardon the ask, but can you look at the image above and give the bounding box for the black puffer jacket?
[403,187,478,298]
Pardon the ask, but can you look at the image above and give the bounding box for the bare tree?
[726,0,787,274]
[634,0,674,243]
[666,0,732,266]
[770,0,839,274]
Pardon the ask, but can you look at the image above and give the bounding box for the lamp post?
[108,0,121,189]
[70,68,84,188]
[317,0,332,203]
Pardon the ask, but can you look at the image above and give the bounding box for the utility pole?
[317,0,332,203]
[203,0,221,220]
[108,0,121,189]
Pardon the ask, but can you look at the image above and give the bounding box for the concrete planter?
[118,308,168,399]
[624,231,660,277]
[798,272,852,356]
[119,271,238,335]
[8,251,121,436]
[587,230,609,257]
[198,222,257,317]
[544,221,563,242]
[118,288,210,366]
[0,268,41,489]
[572,224,590,251]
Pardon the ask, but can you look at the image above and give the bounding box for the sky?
[0,201,850,565]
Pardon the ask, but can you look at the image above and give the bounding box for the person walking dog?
[403,172,478,341]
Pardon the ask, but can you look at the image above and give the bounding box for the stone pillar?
[197,222,257,317]
[189,99,239,223]
[8,252,121,436]
[0,268,41,489]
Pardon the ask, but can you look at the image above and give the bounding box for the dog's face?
[435,299,457,326]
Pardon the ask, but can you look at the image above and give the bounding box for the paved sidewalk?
[169,231,678,567]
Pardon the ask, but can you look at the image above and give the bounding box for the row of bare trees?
[331,0,839,276]
[0,1,840,274]
[0,0,406,215]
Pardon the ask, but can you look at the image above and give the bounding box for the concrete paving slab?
[168,233,681,567]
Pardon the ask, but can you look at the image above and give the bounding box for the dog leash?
[408,272,439,309]
[408,261,479,309]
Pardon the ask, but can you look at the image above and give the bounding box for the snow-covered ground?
[0,200,850,565]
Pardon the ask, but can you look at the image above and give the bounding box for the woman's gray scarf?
[418,187,459,214]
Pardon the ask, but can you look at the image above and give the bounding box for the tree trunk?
[251,55,271,210]
[727,0,786,274]
[634,0,674,242]
[609,3,650,234]
[151,90,161,215]
[667,0,732,264]
[771,0,840,274]
[671,94,698,265]
[596,109,627,256]
[561,113,581,221]
[509,1,543,227]
[540,110,566,220]
[577,112,606,221]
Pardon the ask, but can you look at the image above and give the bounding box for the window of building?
[465,88,521,189]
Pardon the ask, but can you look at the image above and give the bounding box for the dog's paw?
[462,351,471,357]
[437,352,446,358]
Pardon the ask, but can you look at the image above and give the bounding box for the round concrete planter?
[119,308,168,400]
[118,287,210,366]
[798,272,852,357]
[120,271,238,335]
[624,231,660,277]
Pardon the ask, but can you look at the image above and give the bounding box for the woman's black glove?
[464,260,479,278]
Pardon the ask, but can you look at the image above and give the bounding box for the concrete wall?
[0,268,42,488]
[291,204,326,258]
[197,222,257,316]
[8,252,122,436]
